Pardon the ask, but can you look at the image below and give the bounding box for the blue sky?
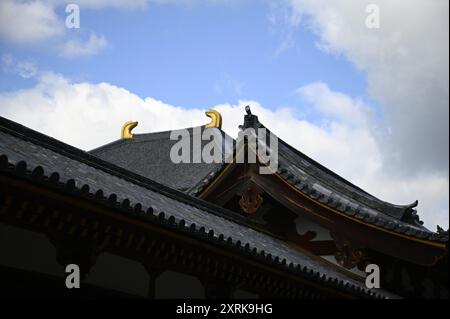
[0,0,448,229]
[0,1,369,113]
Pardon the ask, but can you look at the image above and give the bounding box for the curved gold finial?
[121,120,138,139]
[205,109,222,129]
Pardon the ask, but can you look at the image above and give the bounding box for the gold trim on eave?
[199,144,446,249]
[121,121,138,139]
[205,110,222,129]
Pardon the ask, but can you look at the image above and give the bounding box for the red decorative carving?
[239,187,264,214]
[332,233,367,270]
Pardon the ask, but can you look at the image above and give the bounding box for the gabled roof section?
[90,126,234,191]
[244,107,420,221]
[190,107,449,245]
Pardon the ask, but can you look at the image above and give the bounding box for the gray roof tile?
[0,116,392,298]
[90,127,234,191]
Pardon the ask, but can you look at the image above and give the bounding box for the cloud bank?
[0,71,447,229]
[0,0,64,44]
[60,33,108,57]
[0,0,125,56]
[285,0,449,176]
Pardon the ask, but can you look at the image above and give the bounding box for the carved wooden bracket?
[239,187,264,214]
[49,236,100,279]
[331,233,368,270]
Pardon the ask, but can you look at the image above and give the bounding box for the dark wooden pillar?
[145,265,163,299]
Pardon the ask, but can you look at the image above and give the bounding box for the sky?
[0,0,448,229]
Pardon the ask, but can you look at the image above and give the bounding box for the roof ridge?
[90,125,236,153]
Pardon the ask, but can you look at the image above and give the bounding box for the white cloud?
[150,0,238,6]
[298,81,371,127]
[60,33,108,57]
[16,61,38,79]
[55,0,148,9]
[283,0,449,176]
[1,54,39,79]
[0,0,237,56]
[0,74,447,229]
[0,0,139,56]
[0,72,206,150]
[51,0,234,9]
[0,0,64,44]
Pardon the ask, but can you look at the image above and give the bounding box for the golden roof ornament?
[121,121,138,140]
[205,109,222,129]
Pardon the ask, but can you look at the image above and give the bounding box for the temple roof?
[189,107,449,244]
[90,127,233,191]
[0,115,391,299]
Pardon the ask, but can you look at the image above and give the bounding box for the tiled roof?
[189,108,448,243]
[90,127,234,192]
[0,115,392,298]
